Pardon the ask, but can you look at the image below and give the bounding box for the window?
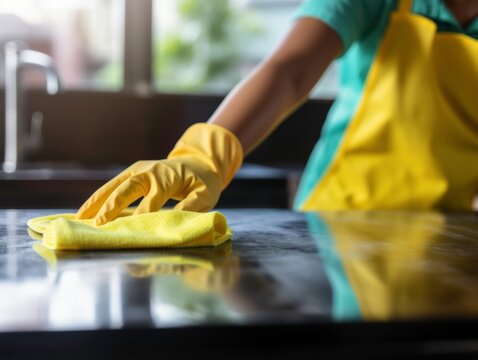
[153,0,338,98]
[0,0,338,97]
[0,0,123,90]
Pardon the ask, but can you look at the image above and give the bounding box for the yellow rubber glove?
[76,123,243,225]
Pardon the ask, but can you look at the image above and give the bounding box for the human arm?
[76,18,342,225]
[208,17,342,154]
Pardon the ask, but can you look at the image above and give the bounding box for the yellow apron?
[301,0,478,211]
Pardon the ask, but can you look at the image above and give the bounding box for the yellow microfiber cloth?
[27,209,232,250]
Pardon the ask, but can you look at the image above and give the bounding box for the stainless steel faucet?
[3,41,61,173]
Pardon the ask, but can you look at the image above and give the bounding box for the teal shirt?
[293,0,478,209]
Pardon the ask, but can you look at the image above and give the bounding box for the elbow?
[263,55,311,105]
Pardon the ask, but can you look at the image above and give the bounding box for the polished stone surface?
[1,209,478,332]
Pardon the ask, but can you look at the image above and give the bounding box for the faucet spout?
[19,50,60,94]
[3,41,61,173]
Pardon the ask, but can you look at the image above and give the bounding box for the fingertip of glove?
[93,215,107,227]
[76,200,96,219]
[75,209,89,220]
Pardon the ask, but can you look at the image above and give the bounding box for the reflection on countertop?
[307,211,478,321]
[1,208,478,334]
[0,209,329,332]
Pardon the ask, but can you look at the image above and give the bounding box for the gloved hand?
[76,123,243,225]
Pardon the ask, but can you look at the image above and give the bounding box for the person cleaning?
[77,0,478,225]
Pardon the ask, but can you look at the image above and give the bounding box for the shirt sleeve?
[292,0,386,54]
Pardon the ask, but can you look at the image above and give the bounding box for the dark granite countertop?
[1,209,478,359]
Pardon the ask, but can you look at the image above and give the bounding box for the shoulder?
[292,0,398,52]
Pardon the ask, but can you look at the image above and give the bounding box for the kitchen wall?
[0,89,333,168]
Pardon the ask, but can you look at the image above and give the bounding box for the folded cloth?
[27,209,232,250]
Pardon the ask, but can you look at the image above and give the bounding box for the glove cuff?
[167,123,244,189]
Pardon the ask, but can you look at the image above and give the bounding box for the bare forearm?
[208,58,302,154]
[208,18,342,155]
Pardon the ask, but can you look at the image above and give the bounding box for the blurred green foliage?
[155,0,262,93]
[94,62,123,90]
